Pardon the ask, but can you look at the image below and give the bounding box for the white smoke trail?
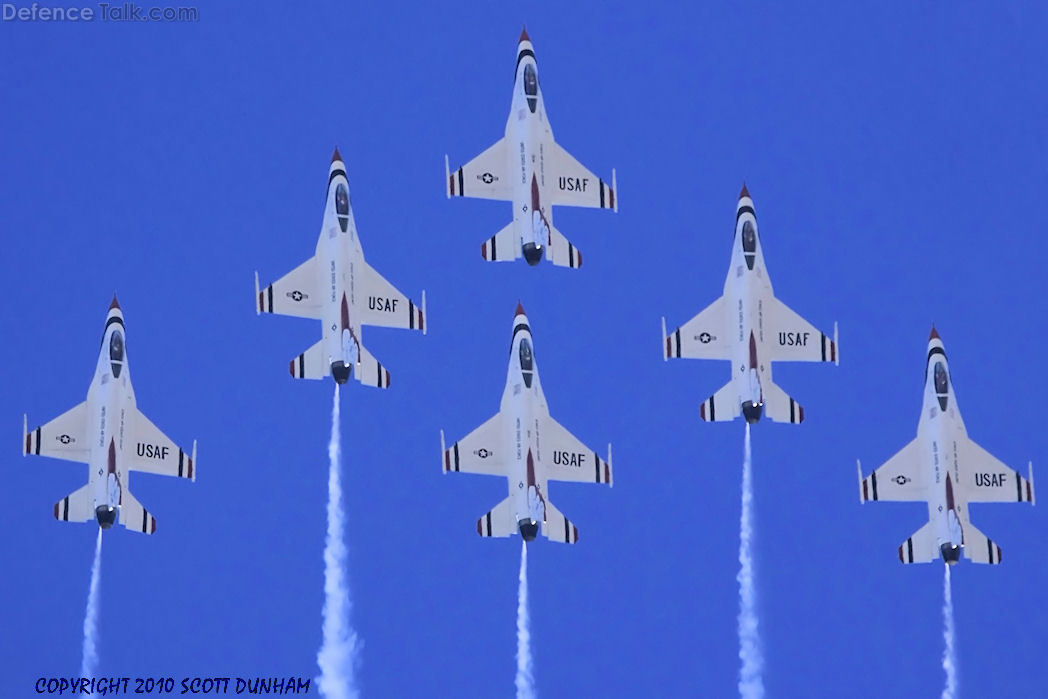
[737,424,764,699]
[515,541,535,699]
[317,384,361,699]
[941,565,957,699]
[81,529,103,683]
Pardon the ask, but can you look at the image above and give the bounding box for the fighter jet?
[444,28,617,268]
[255,149,426,385]
[23,298,196,534]
[858,328,1035,565]
[440,303,613,543]
[660,185,838,423]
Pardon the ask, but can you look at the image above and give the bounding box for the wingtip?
[660,317,668,361]
[857,460,864,503]
[22,414,27,456]
[421,289,427,336]
[1029,461,1036,506]
[834,321,840,366]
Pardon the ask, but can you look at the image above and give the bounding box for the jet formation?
[24,298,196,534]
[858,328,1035,565]
[445,28,617,268]
[440,303,612,543]
[661,185,838,423]
[256,148,427,386]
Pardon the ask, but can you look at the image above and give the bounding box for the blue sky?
[2,2,1046,696]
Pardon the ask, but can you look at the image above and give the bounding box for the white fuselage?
[917,351,967,557]
[86,312,136,526]
[724,200,775,414]
[316,162,364,376]
[505,40,557,258]
[501,314,551,532]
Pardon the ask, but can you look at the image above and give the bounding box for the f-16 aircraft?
[440,303,612,543]
[661,185,838,423]
[858,328,1035,565]
[256,148,426,386]
[444,28,617,268]
[23,298,196,534]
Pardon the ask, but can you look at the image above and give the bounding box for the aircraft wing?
[858,439,926,502]
[356,260,425,332]
[442,414,507,477]
[957,438,1035,504]
[447,140,511,200]
[546,142,617,211]
[663,297,730,360]
[24,404,89,463]
[256,257,321,319]
[765,296,838,364]
[540,415,612,486]
[127,409,196,481]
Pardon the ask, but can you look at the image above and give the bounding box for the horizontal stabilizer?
[543,499,579,544]
[762,380,804,424]
[120,490,157,535]
[898,520,938,564]
[289,339,328,380]
[546,223,583,268]
[699,381,740,422]
[356,343,391,389]
[476,496,515,538]
[53,483,94,523]
[481,222,519,262]
[962,519,1003,565]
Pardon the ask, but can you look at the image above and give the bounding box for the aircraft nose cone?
[519,26,530,43]
[109,295,120,311]
[929,325,941,341]
[331,147,342,164]
[515,300,526,317]
[739,182,750,199]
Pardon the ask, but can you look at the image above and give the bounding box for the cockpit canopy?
[519,338,534,387]
[742,220,757,253]
[523,64,538,113]
[933,361,949,410]
[335,183,349,232]
[109,331,124,378]
[741,220,757,270]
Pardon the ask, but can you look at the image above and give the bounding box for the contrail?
[515,541,535,699]
[941,565,957,699]
[316,384,361,699]
[81,529,103,683]
[737,424,764,699]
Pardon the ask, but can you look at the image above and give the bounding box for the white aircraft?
[23,298,196,534]
[444,28,617,268]
[256,148,426,386]
[440,303,613,543]
[858,328,1035,565]
[661,185,838,423]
